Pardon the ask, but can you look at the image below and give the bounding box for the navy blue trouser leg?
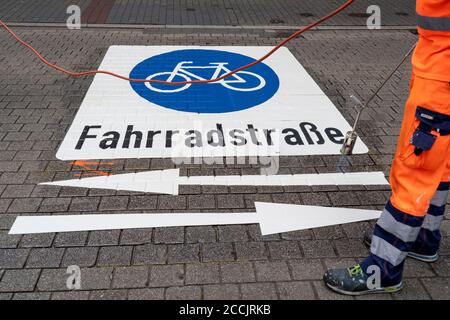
[412,182,449,256]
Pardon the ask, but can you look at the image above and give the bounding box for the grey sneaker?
[363,231,439,263]
[323,264,403,296]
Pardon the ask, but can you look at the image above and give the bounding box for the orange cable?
[0,0,354,84]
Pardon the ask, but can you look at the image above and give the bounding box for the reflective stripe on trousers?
[369,202,423,267]
[417,14,450,31]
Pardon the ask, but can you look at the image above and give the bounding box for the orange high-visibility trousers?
[390,74,450,217]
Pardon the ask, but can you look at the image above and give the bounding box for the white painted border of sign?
[56,46,369,160]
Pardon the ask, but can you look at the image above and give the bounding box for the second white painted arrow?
[9,203,381,235]
[40,169,389,195]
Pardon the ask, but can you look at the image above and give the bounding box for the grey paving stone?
[421,278,450,300]
[0,214,17,230]
[87,230,120,246]
[202,243,235,262]
[329,192,361,206]
[300,193,331,206]
[13,292,51,300]
[1,185,34,198]
[62,247,99,267]
[0,199,11,213]
[431,256,450,277]
[403,259,435,278]
[79,267,113,290]
[113,266,149,289]
[89,290,128,300]
[97,246,133,267]
[300,240,336,258]
[39,198,71,212]
[218,225,248,242]
[241,283,278,300]
[157,195,187,210]
[0,293,12,300]
[99,196,129,211]
[54,232,88,247]
[257,186,284,194]
[221,262,256,283]
[217,194,245,209]
[322,258,359,271]
[268,241,302,260]
[7,198,42,212]
[154,227,184,244]
[277,281,316,300]
[185,263,220,285]
[313,225,346,240]
[203,284,240,300]
[333,239,368,257]
[128,288,164,300]
[289,259,325,280]
[0,172,28,184]
[235,242,268,261]
[51,291,90,300]
[271,193,303,204]
[149,265,185,287]
[36,268,68,291]
[167,244,200,263]
[128,195,158,210]
[188,195,216,209]
[19,233,54,248]
[255,261,291,282]
[0,231,21,248]
[342,221,373,239]
[204,185,231,194]
[186,226,216,243]
[120,228,152,245]
[133,244,167,265]
[69,197,99,211]
[0,248,29,268]
[392,279,430,300]
[166,286,201,300]
[26,248,64,268]
[30,185,60,198]
[0,269,40,292]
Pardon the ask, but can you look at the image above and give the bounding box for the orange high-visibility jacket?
[412,0,450,82]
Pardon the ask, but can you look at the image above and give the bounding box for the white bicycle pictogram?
[144,61,266,93]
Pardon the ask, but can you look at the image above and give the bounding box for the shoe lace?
[348,264,363,278]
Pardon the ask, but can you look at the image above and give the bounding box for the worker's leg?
[410,160,450,259]
[360,76,450,286]
[324,75,450,294]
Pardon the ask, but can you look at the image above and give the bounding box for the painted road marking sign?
[130,49,279,113]
[56,46,368,160]
[40,170,389,195]
[9,203,381,235]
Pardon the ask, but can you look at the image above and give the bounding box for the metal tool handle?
[350,43,417,132]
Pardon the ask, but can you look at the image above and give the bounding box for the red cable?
[0,0,354,85]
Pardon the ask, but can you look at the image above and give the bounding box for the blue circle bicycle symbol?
[129,49,280,113]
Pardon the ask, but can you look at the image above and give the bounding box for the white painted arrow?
[9,203,381,235]
[40,169,388,195]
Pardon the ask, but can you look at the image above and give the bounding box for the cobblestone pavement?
[0,24,449,300]
[0,0,416,26]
